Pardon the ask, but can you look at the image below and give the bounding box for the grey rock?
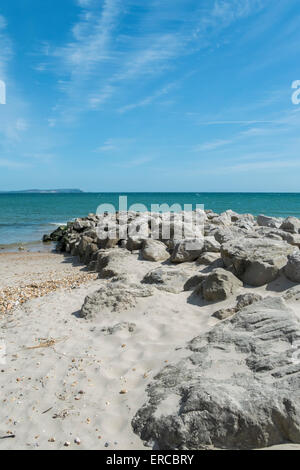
[80,282,153,319]
[235,213,256,225]
[142,266,197,294]
[73,219,93,232]
[96,249,133,278]
[212,292,263,321]
[171,238,204,263]
[197,252,223,266]
[77,236,94,261]
[284,233,300,248]
[214,226,256,245]
[142,239,170,262]
[236,292,263,309]
[212,307,237,320]
[285,251,300,283]
[203,236,220,253]
[257,214,282,229]
[183,273,209,291]
[98,233,120,249]
[126,236,144,251]
[83,242,99,265]
[255,227,300,246]
[282,285,300,302]
[132,297,300,449]
[221,209,240,222]
[280,217,300,234]
[42,234,52,243]
[83,228,98,240]
[201,268,243,302]
[209,213,232,226]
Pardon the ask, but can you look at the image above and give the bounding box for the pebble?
[0,272,98,316]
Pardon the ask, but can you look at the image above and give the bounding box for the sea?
[0,192,300,249]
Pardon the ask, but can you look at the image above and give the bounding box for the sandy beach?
[1,209,300,450]
[0,249,220,450]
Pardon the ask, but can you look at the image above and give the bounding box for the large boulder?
[43,225,67,242]
[126,236,144,251]
[212,214,232,226]
[255,227,300,247]
[77,235,94,261]
[280,217,300,234]
[285,251,300,283]
[132,297,300,449]
[201,268,243,302]
[214,226,256,244]
[197,252,223,267]
[212,292,263,320]
[170,238,204,263]
[73,218,94,232]
[235,292,263,309]
[257,214,282,229]
[221,238,294,286]
[80,281,153,319]
[149,216,203,243]
[96,249,134,278]
[142,265,198,294]
[203,236,220,253]
[142,239,170,262]
[221,209,240,222]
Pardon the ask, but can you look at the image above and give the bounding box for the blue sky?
[0,0,300,192]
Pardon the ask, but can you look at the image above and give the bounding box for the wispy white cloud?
[94,137,135,153]
[47,0,266,120]
[56,0,121,77]
[48,118,56,127]
[43,0,122,122]
[95,138,117,152]
[0,158,30,169]
[193,138,234,152]
[192,0,266,43]
[53,0,121,103]
[115,155,155,168]
[212,0,264,22]
[88,84,115,109]
[118,82,178,113]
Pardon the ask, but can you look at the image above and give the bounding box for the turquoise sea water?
[0,193,300,246]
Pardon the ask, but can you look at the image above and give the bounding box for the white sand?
[0,251,299,450]
[0,251,88,290]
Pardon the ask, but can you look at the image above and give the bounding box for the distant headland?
[0,189,84,194]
